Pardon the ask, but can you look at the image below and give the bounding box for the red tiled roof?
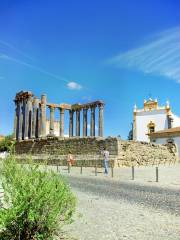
[149,127,180,138]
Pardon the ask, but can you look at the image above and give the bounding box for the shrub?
[0,155,76,240]
[0,135,15,152]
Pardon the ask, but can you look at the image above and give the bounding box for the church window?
[149,126,155,133]
[147,121,155,134]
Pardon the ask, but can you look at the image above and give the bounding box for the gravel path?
[61,165,180,240]
[1,162,180,239]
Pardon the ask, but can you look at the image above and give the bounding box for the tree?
[127,123,133,140]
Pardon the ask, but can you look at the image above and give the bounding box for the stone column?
[25,96,32,140]
[22,98,26,140]
[37,107,41,138]
[98,103,104,137]
[76,109,80,136]
[16,100,22,141]
[49,106,55,136]
[28,98,33,139]
[13,101,18,140]
[90,106,95,137]
[69,110,74,137]
[19,101,24,140]
[83,108,88,137]
[59,108,65,137]
[40,94,47,137]
[32,97,39,138]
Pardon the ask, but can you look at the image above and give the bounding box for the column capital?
[33,97,40,106]
[58,107,65,114]
[98,102,105,108]
[76,109,81,113]
[48,105,55,111]
[69,109,75,114]
[41,94,47,104]
[90,105,96,111]
[27,95,32,100]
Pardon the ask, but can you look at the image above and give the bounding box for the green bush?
[0,135,15,152]
[0,155,76,240]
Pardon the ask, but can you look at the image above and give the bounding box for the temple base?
[14,137,177,167]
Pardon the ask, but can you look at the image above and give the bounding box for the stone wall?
[117,140,177,166]
[15,137,177,167]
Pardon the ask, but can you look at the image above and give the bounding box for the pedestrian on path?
[102,147,109,175]
[67,151,75,168]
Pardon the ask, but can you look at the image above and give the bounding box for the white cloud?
[67,81,82,90]
[108,26,180,83]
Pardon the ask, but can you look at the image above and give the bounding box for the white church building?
[133,98,180,157]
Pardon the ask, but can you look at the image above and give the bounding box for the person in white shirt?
[102,147,109,175]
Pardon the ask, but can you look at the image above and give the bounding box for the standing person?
[102,147,109,175]
[67,151,74,168]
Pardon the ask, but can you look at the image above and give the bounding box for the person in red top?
[67,151,75,167]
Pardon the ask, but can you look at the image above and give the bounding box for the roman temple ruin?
[14,91,104,141]
[14,91,177,167]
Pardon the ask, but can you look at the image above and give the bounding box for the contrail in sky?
[0,53,69,84]
[0,40,85,90]
[0,40,35,61]
[0,53,69,83]
[108,26,180,83]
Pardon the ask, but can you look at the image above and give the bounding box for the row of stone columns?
[68,104,104,137]
[14,92,34,141]
[14,91,104,140]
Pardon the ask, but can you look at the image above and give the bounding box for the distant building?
[46,120,69,137]
[133,98,180,158]
[149,127,180,147]
[46,119,60,137]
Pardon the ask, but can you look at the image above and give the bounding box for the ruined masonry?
[14,91,104,140]
[14,91,177,166]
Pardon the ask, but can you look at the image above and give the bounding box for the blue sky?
[0,0,180,138]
